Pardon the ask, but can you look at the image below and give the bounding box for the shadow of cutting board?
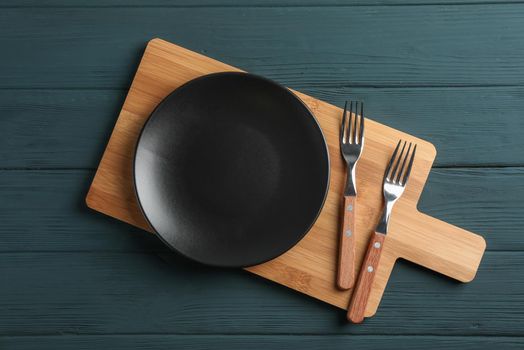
[86,38,486,317]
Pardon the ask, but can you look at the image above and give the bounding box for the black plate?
[134,72,330,267]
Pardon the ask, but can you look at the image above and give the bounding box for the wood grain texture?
[2,6,524,89]
[2,87,524,168]
[337,196,356,289]
[86,39,486,317]
[0,0,521,347]
[0,168,517,253]
[348,232,386,323]
[2,335,524,350]
[0,251,522,335]
[2,0,521,6]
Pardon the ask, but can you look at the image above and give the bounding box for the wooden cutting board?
[86,38,486,317]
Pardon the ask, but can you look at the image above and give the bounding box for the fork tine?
[348,101,354,143]
[346,101,352,144]
[390,141,407,181]
[401,144,417,185]
[384,140,401,180]
[341,101,348,143]
[395,142,412,184]
[352,101,358,144]
[358,102,364,144]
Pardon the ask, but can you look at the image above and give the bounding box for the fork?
[337,101,365,290]
[347,140,417,323]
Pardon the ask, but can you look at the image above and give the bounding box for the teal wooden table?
[1,1,523,349]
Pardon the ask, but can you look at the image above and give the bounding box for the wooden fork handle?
[347,231,386,323]
[337,195,356,289]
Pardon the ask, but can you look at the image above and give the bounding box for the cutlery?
[337,101,365,290]
[347,140,417,323]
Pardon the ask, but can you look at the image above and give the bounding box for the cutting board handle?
[361,210,487,318]
[394,211,486,282]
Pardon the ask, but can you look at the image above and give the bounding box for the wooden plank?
[1,0,520,6]
[0,90,126,169]
[1,6,524,88]
[0,168,517,253]
[2,335,524,350]
[2,86,524,168]
[0,251,521,335]
[0,170,167,253]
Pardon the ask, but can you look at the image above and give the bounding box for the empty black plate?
[134,72,330,267]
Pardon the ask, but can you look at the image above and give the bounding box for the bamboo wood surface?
[86,38,486,316]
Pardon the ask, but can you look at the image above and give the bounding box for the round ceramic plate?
[134,72,329,267]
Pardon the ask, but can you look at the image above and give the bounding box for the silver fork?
[347,140,417,323]
[337,101,365,290]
